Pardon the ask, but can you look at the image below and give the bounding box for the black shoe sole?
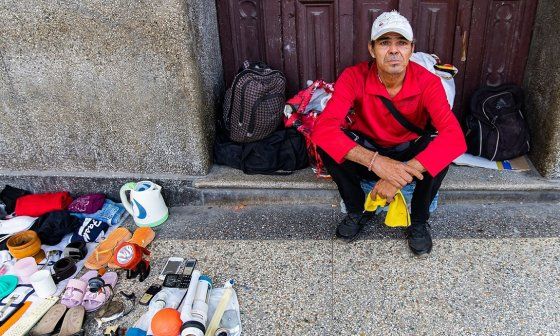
[409,245,432,257]
[335,212,375,243]
[335,225,365,243]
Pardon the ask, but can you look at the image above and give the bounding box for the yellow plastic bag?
[364,192,387,212]
[363,190,411,227]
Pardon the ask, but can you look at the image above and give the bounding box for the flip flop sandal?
[107,227,155,269]
[60,270,98,308]
[84,228,132,270]
[29,303,67,336]
[58,305,85,336]
[82,272,118,312]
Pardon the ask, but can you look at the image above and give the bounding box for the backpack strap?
[378,96,427,136]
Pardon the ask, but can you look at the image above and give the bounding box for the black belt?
[52,257,77,284]
[63,242,88,261]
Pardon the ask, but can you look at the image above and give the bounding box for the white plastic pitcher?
[120,181,169,227]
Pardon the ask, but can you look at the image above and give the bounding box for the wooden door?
[216,0,538,120]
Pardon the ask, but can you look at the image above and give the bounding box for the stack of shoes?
[30,304,85,336]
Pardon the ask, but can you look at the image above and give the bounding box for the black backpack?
[223,61,286,143]
[465,84,530,161]
[214,128,309,175]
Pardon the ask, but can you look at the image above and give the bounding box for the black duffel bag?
[214,128,308,175]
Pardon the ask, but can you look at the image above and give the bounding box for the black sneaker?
[336,212,372,242]
[406,223,433,256]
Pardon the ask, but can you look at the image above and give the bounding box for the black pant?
[319,136,448,226]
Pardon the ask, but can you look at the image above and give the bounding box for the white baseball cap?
[370,11,413,42]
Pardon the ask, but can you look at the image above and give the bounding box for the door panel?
[450,0,473,119]
[411,0,459,63]
[462,0,537,118]
[482,1,524,86]
[216,0,282,86]
[234,1,265,63]
[295,1,337,87]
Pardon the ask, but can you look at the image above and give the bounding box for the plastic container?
[29,270,56,298]
[13,257,37,284]
[206,281,242,336]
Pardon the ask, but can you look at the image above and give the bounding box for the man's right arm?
[311,68,360,163]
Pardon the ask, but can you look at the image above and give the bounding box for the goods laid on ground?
[0,183,241,335]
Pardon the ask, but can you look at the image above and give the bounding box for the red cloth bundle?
[15,192,73,217]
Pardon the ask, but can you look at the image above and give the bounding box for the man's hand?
[371,155,423,188]
[344,145,424,188]
[371,179,398,202]
[406,158,426,174]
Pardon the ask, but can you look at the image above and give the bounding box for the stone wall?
[0,0,223,176]
[524,0,560,178]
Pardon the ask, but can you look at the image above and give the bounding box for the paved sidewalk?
[83,203,560,335]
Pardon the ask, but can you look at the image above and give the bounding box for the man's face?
[368,32,414,75]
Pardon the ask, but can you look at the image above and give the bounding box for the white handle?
[119,182,136,215]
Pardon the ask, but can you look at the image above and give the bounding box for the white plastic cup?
[30,270,57,298]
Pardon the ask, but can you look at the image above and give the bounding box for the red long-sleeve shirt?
[311,61,466,176]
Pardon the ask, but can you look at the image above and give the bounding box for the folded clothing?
[69,218,109,243]
[72,199,128,226]
[67,193,106,213]
[15,192,73,217]
[30,211,81,246]
[0,185,31,214]
[0,216,37,235]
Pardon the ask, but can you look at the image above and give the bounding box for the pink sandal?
[60,271,98,308]
[82,272,118,312]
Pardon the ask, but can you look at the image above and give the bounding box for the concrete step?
[193,164,560,205]
[1,164,559,207]
[80,202,560,335]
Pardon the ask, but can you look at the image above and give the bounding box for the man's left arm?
[410,79,467,177]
